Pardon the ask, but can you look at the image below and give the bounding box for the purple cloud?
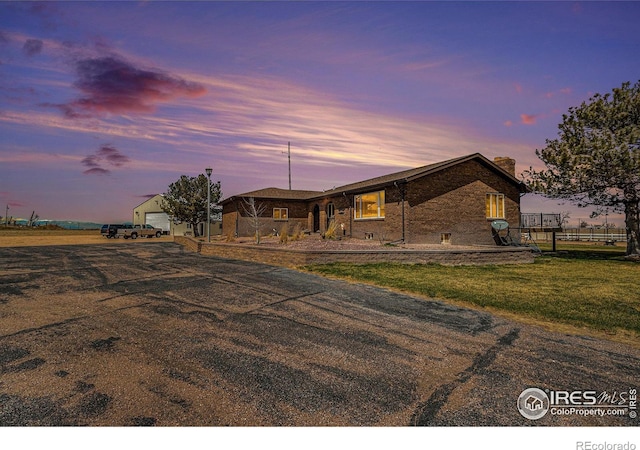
[23,39,43,56]
[59,55,206,118]
[97,144,130,167]
[82,144,130,175]
[81,154,100,168]
[83,167,110,176]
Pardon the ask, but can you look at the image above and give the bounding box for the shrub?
[324,220,338,240]
[291,223,304,241]
[279,223,289,244]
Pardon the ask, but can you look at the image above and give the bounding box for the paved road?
[1,242,638,426]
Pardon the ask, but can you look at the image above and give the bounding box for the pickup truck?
[119,224,163,239]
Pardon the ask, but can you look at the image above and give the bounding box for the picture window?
[354,191,385,220]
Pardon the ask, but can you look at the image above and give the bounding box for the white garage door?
[145,212,170,232]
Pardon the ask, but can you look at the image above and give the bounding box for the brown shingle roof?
[221,153,527,204]
[221,187,322,204]
[310,152,527,197]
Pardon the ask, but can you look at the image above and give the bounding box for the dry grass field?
[0,227,172,247]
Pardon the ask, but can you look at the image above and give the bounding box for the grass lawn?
[305,243,640,346]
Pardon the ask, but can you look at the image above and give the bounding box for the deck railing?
[520,213,563,229]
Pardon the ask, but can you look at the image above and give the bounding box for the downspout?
[394,180,407,244]
[233,197,239,237]
[343,192,352,238]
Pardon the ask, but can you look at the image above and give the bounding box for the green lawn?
[304,244,640,342]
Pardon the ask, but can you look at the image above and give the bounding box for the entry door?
[326,203,335,228]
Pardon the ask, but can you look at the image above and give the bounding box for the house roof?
[222,187,323,203]
[319,153,529,197]
[220,153,527,204]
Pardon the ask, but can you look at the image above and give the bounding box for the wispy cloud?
[544,87,572,99]
[2,68,531,183]
[22,39,43,57]
[0,31,9,45]
[82,167,110,176]
[520,113,538,125]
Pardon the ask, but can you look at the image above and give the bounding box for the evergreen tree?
[525,81,640,258]
[161,174,221,237]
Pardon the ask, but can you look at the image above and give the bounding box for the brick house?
[220,153,528,245]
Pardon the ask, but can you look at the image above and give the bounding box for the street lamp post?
[205,167,212,242]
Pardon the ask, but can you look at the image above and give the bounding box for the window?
[440,233,451,245]
[354,191,385,220]
[273,208,288,221]
[486,193,505,219]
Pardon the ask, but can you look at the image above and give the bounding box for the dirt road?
[1,242,638,426]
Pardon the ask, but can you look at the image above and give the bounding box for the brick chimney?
[493,157,516,176]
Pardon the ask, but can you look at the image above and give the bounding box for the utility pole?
[288,141,291,190]
[5,204,8,227]
[205,167,212,242]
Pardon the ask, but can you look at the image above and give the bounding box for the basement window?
[273,208,288,221]
[354,191,385,220]
[441,233,451,245]
[486,193,505,219]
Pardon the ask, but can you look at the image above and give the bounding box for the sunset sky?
[1,1,639,225]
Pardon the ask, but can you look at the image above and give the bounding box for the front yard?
[305,243,640,347]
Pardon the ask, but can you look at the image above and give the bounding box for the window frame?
[486,193,505,219]
[354,190,385,220]
[273,207,289,221]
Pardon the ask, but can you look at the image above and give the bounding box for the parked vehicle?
[119,224,163,239]
[115,224,134,238]
[100,224,124,238]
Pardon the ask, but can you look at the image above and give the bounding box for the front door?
[326,202,335,229]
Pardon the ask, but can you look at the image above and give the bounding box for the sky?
[1,1,639,225]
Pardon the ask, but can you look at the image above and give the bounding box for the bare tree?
[241,197,267,244]
[28,211,39,227]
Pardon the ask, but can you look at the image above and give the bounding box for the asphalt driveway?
[0,242,638,426]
